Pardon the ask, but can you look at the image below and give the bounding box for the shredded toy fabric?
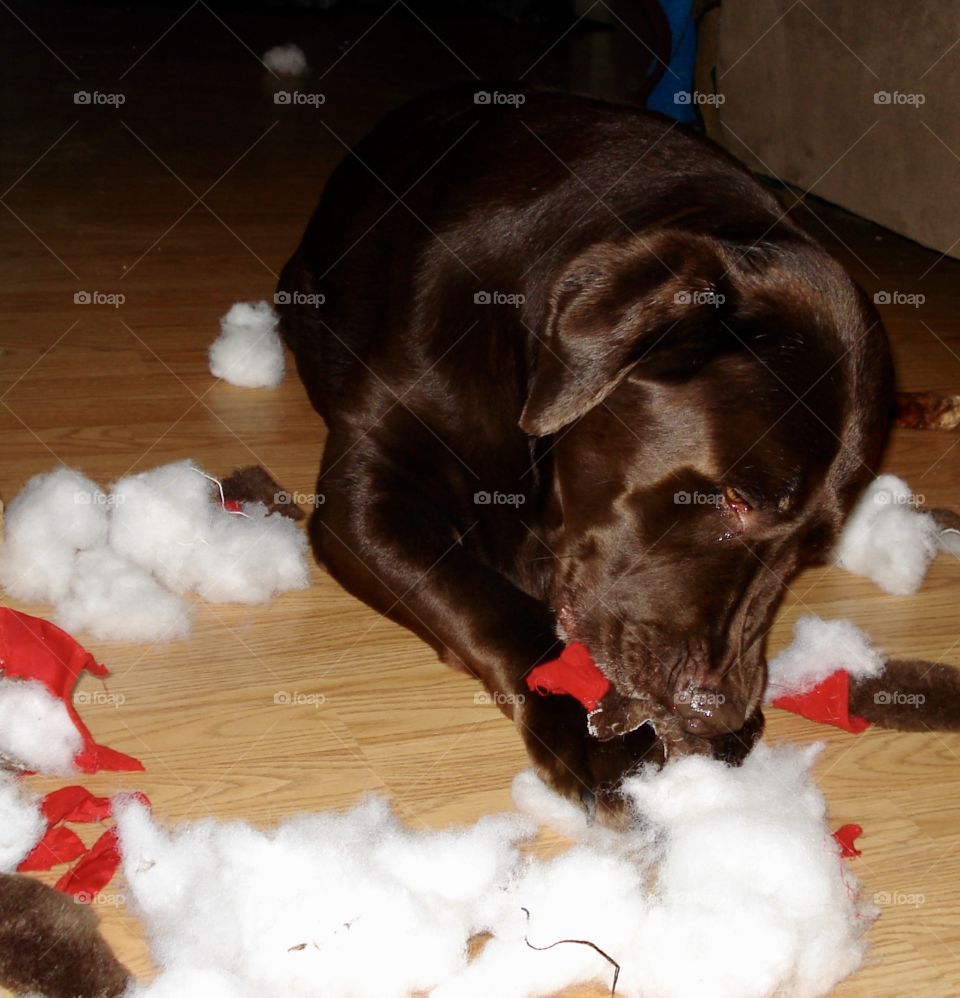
[0,608,142,774]
[526,642,611,711]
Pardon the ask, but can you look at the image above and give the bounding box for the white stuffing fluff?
[118,743,870,997]
[190,503,308,603]
[110,461,308,603]
[117,795,533,997]
[0,770,44,872]
[457,744,871,998]
[765,615,886,702]
[109,460,217,594]
[0,467,107,604]
[209,302,285,388]
[0,678,81,773]
[508,768,596,840]
[0,460,309,642]
[127,966,249,997]
[832,474,941,595]
[262,44,308,76]
[55,546,193,643]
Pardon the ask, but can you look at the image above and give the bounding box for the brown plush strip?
[850,659,960,731]
[221,465,306,520]
[893,392,960,430]
[0,872,130,997]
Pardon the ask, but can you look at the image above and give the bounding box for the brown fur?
[929,507,960,533]
[851,660,960,732]
[0,873,129,997]
[221,465,305,520]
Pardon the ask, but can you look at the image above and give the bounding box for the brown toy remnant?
[0,873,130,998]
[851,658,960,731]
[587,689,654,742]
[929,506,960,536]
[221,465,306,520]
[587,689,714,761]
[893,392,960,431]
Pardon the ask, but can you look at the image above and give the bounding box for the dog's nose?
[672,685,745,736]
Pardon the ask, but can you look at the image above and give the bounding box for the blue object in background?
[645,0,700,126]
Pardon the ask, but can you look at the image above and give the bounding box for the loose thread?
[191,467,249,517]
[520,906,620,995]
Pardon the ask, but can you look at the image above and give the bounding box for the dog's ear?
[519,231,729,436]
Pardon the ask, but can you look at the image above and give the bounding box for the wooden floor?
[2,5,959,996]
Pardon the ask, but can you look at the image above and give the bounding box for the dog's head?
[521,229,892,747]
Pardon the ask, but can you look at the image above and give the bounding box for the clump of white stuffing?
[473,743,871,998]
[110,461,308,603]
[117,795,533,998]
[262,44,308,76]
[0,771,44,872]
[832,474,941,595]
[55,547,193,643]
[0,678,81,773]
[209,302,285,388]
[0,460,308,643]
[0,467,107,604]
[118,743,871,998]
[765,615,886,702]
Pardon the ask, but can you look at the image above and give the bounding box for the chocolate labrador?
[276,87,893,816]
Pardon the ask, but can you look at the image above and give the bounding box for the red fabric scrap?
[18,787,122,873]
[54,828,121,902]
[0,607,143,772]
[18,825,87,871]
[832,823,864,859]
[41,785,113,824]
[0,610,148,897]
[526,642,611,712]
[772,669,871,734]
